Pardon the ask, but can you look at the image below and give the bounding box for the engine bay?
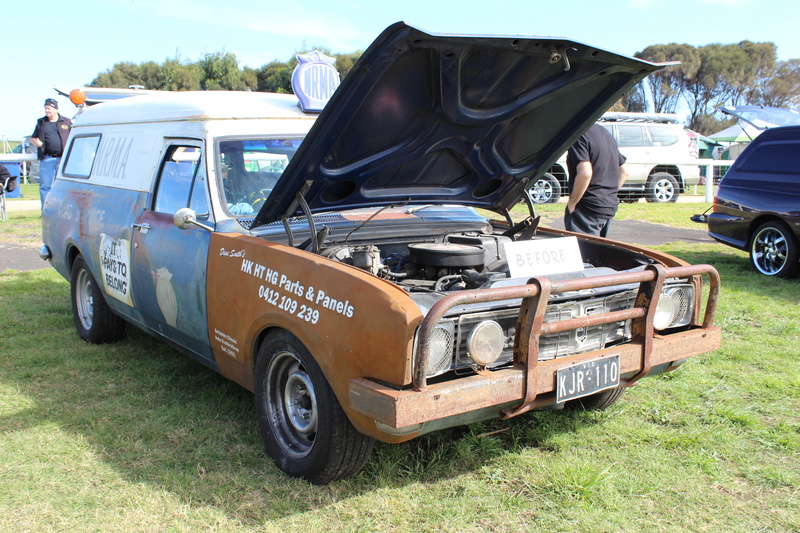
[319,233,518,292]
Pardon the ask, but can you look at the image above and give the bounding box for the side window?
[154,146,209,214]
[62,135,101,178]
[617,125,649,147]
[648,125,679,146]
[737,141,800,176]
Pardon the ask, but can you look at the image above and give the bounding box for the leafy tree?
[158,54,201,91]
[333,51,363,80]
[635,44,701,114]
[257,60,294,93]
[614,90,646,112]
[242,67,258,91]
[762,59,800,108]
[682,42,774,131]
[198,51,244,90]
[86,40,795,136]
[739,42,776,102]
[91,61,162,90]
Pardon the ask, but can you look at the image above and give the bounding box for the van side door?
[130,141,215,362]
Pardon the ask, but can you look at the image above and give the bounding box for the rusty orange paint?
[206,232,423,439]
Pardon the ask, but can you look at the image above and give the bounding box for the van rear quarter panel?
[43,124,174,313]
[206,233,423,437]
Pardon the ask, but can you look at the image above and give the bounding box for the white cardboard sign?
[503,237,584,278]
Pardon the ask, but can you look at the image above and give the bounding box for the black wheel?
[645,172,679,203]
[566,387,626,411]
[529,173,562,204]
[254,330,374,484]
[70,255,125,344]
[749,221,800,278]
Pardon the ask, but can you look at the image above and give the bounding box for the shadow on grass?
[0,269,610,525]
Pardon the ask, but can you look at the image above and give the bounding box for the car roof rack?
[600,112,680,124]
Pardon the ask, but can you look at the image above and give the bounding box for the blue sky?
[1,0,797,140]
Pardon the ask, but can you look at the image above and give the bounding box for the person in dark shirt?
[0,163,11,191]
[565,124,628,237]
[31,98,73,208]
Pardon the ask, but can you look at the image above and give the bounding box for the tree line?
[622,41,800,134]
[90,50,362,95]
[90,41,799,136]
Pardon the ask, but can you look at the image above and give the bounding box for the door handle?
[132,222,151,234]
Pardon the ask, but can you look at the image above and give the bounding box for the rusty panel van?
[40,23,721,483]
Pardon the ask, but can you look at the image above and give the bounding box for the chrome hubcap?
[266,351,318,458]
[753,228,787,275]
[76,269,94,330]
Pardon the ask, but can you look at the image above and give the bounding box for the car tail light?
[688,138,698,158]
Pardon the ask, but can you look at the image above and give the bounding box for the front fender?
[206,233,422,434]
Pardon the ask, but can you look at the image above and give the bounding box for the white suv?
[532,113,700,204]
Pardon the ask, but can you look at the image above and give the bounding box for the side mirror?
[174,207,213,232]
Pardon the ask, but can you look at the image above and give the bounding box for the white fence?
[695,159,734,202]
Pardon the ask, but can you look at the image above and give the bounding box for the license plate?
[556,354,620,403]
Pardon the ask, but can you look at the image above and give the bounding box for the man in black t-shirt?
[565,124,627,237]
[31,98,73,208]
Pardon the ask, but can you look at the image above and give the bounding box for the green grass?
[522,200,713,229]
[1,208,799,532]
[0,209,41,246]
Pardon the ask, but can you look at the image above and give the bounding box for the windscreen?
[217,138,304,216]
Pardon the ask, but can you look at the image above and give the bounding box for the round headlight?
[653,294,676,331]
[467,320,505,366]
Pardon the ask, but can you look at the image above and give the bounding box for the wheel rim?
[752,226,788,275]
[653,178,675,202]
[265,351,318,459]
[531,179,553,203]
[75,268,94,331]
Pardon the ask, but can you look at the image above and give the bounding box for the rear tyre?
[749,221,800,278]
[254,330,374,484]
[566,386,626,411]
[70,255,125,344]
[645,173,679,203]
[529,173,562,204]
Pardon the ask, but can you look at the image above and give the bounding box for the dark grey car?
[707,117,800,277]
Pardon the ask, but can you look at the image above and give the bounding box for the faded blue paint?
[130,210,213,360]
[43,177,214,363]
[43,179,148,326]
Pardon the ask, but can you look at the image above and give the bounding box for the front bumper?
[349,264,721,431]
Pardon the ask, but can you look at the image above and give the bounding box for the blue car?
[707,106,800,277]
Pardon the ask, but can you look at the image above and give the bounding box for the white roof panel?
[72,91,315,128]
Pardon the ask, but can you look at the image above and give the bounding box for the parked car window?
[63,135,101,179]
[154,146,208,214]
[616,125,649,147]
[648,125,679,146]
[736,141,800,175]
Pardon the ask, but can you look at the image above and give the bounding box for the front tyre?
[566,387,626,411]
[70,255,125,344]
[749,221,800,278]
[645,172,679,203]
[254,330,374,484]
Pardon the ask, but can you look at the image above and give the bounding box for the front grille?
[453,288,638,370]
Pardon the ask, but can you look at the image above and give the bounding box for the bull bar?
[349,264,721,429]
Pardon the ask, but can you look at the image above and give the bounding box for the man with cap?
[31,98,72,208]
